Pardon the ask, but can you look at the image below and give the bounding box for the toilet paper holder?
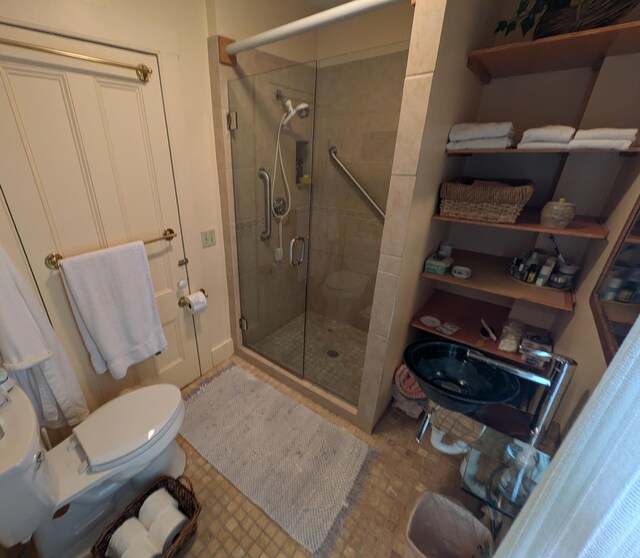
[178,288,208,308]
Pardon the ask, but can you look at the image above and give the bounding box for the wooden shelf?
[447,147,640,156]
[467,21,640,83]
[602,299,640,325]
[422,250,574,311]
[411,290,529,366]
[433,208,608,239]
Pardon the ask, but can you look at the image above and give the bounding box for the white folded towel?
[449,122,514,142]
[568,138,633,151]
[447,136,515,150]
[517,141,573,150]
[59,241,167,380]
[521,125,575,144]
[575,128,638,142]
[0,247,88,427]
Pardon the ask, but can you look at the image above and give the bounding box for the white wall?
[206,0,318,62]
[0,0,233,402]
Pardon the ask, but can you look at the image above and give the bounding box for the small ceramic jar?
[541,198,576,229]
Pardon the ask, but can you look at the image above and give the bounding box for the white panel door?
[0,25,200,405]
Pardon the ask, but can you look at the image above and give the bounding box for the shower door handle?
[259,167,271,240]
[289,236,305,267]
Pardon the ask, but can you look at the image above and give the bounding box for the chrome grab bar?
[329,145,385,221]
[258,168,271,240]
[289,237,305,267]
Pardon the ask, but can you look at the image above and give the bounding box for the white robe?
[0,247,88,427]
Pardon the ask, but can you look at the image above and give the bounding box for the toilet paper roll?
[138,488,179,530]
[108,517,148,558]
[148,505,188,553]
[184,291,207,315]
[121,536,160,558]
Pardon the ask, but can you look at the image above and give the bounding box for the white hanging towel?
[0,247,88,427]
[59,241,167,380]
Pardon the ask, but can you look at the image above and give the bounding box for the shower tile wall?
[229,63,316,353]
[308,50,408,331]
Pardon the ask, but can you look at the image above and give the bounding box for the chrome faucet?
[467,346,576,447]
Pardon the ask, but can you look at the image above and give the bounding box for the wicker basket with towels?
[439,177,534,224]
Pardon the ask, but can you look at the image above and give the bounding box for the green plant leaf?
[495,19,508,33]
[517,0,530,16]
[506,20,517,35]
[520,14,535,36]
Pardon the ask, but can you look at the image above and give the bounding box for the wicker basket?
[439,178,534,224]
[92,476,201,558]
[533,0,640,39]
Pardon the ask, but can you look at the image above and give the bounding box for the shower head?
[276,89,310,126]
[282,101,310,126]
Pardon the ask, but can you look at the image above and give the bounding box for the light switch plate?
[201,229,216,248]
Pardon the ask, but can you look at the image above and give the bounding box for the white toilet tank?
[0,386,54,547]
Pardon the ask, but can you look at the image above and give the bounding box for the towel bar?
[44,228,177,270]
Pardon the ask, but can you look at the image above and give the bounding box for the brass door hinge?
[227,111,238,131]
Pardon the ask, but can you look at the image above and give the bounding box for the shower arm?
[329,146,385,221]
[259,168,272,240]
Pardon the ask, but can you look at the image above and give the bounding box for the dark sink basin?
[403,340,520,414]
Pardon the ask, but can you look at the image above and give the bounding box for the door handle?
[289,237,305,267]
[259,168,271,241]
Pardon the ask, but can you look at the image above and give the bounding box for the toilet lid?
[324,269,369,290]
[72,384,182,470]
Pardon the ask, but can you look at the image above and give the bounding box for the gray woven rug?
[180,364,375,557]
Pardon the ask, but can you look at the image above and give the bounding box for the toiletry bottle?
[526,264,539,284]
[603,277,623,300]
[536,257,556,287]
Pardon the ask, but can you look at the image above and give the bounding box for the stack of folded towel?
[447,122,515,150]
[568,128,638,151]
[517,125,576,150]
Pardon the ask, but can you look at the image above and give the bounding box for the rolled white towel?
[568,138,633,151]
[447,136,515,150]
[449,122,514,142]
[521,125,575,144]
[517,141,573,150]
[575,128,638,142]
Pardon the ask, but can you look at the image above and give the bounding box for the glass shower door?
[228,63,316,377]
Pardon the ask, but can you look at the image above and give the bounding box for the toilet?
[0,382,185,558]
[321,269,370,322]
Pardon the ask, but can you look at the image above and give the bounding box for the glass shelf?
[461,427,551,520]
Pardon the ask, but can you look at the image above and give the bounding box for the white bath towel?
[568,138,634,151]
[575,128,638,142]
[447,136,515,150]
[521,125,575,144]
[59,241,167,380]
[0,247,88,427]
[449,122,514,142]
[517,141,573,150]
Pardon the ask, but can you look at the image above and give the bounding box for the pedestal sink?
[403,340,521,414]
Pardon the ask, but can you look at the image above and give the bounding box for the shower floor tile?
[251,311,367,404]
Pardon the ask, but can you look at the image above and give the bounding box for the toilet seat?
[73,384,182,473]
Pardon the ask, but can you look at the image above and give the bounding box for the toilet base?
[33,442,185,558]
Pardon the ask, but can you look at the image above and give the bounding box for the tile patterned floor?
[251,312,367,405]
[180,356,480,558]
[1,356,481,558]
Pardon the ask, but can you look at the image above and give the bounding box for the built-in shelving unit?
[466,21,640,83]
[412,290,517,362]
[602,300,640,325]
[422,250,574,311]
[433,208,608,239]
[447,147,640,156]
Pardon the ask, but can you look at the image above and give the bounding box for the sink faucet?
[467,346,576,447]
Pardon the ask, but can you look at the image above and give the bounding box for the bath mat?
[180,364,375,557]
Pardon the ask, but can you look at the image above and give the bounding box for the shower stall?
[229,46,408,405]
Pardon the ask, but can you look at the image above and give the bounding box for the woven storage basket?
[439,179,534,223]
[533,0,640,39]
[92,476,200,558]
